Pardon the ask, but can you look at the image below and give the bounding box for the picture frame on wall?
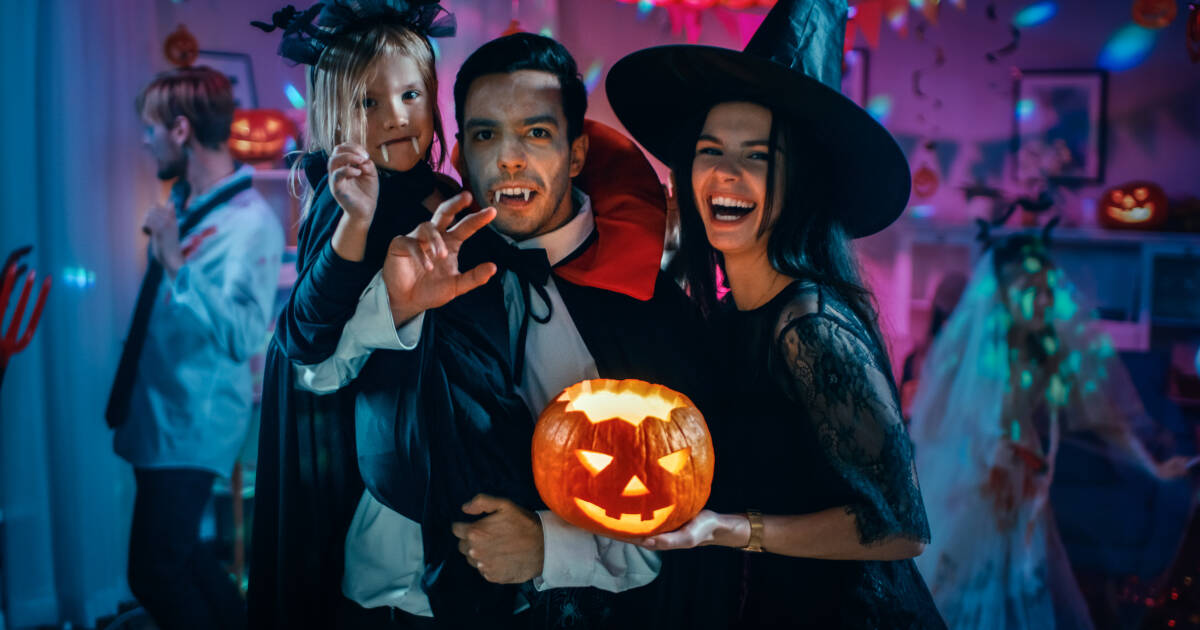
[1012,69,1108,184]
[842,47,869,107]
[195,50,258,109]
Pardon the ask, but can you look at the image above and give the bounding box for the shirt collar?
[182,164,254,215]
[509,188,595,266]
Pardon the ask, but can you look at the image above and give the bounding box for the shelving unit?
[881,217,1200,353]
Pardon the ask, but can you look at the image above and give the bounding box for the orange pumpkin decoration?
[532,379,714,538]
[1098,181,1169,230]
[163,25,199,68]
[912,164,939,199]
[1132,0,1178,28]
[229,109,296,163]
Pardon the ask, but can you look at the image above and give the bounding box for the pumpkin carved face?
[1132,0,1178,29]
[229,109,295,163]
[1098,181,1168,230]
[532,379,714,537]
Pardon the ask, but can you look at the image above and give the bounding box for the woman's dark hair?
[453,33,587,142]
[675,102,890,363]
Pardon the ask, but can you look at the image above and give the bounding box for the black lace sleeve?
[775,307,931,545]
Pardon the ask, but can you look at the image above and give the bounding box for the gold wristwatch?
[741,509,764,552]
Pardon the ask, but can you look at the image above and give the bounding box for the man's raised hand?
[383,191,498,325]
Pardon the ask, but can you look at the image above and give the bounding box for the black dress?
[686,281,946,628]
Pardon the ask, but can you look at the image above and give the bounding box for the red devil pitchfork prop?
[0,246,51,391]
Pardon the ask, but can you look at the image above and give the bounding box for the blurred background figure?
[909,224,1191,630]
[105,66,284,630]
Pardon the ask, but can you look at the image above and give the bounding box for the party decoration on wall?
[1132,0,1178,28]
[913,163,940,199]
[163,24,199,67]
[1187,2,1200,62]
[985,3,1022,62]
[532,379,714,538]
[0,246,51,391]
[1097,181,1169,229]
[501,19,524,36]
[229,109,297,163]
[1099,22,1158,70]
[911,44,946,109]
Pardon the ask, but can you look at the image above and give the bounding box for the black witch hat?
[606,0,910,238]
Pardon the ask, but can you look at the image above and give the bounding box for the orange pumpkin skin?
[532,379,714,538]
[229,109,295,163]
[1097,181,1169,230]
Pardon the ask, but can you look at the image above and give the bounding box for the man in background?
[107,65,283,630]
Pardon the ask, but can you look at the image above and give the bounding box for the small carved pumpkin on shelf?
[1131,0,1178,29]
[1098,181,1169,230]
[532,379,714,538]
[229,109,296,163]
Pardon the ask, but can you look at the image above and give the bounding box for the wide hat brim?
[607,45,910,238]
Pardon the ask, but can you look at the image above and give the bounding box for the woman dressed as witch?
[607,0,944,627]
[908,223,1191,630]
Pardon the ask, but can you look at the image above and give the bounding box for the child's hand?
[328,143,379,225]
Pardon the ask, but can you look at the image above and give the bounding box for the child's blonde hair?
[295,24,445,205]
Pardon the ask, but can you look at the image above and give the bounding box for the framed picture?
[1012,69,1107,184]
[195,50,258,109]
[842,48,869,106]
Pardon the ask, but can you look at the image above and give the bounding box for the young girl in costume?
[608,0,944,626]
[246,2,462,627]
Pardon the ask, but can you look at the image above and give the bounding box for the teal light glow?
[285,83,305,109]
[1021,370,1033,389]
[866,94,892,123]
[1016,98,1035,121]
[909,0,926,8]
[910,204,936,218]
[583,60,604,94]
[1012,2,1057,28]
[62,266,95,289]
[1047,374,1067,407]
[637,0,654,18]
[1098,23,1157,71]
[540,26,554,38]
[1010,420,1021,442]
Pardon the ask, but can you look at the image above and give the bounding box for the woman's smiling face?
[690,101,785,259]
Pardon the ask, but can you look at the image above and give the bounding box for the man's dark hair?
[453,33,587,141]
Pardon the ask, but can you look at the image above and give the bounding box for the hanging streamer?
[985,3,1022,62]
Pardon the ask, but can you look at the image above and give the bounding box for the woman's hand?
[639,510,748,550]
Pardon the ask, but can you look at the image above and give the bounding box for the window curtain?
[0,1,160,626]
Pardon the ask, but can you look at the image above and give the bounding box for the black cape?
[247,157,445,630]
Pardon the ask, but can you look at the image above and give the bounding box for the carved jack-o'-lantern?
[163,24,199,68]
[229,109,296,163]
[912,164,939,199]
[1098,181,1169,230]
[1131,0,1178,29]
[532,379,714,537]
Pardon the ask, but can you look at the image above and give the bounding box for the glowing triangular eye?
[576,450,613,475]
[621,476,649,496]
[657,448,690,474]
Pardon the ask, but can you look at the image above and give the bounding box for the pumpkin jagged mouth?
[1107,205,1153,223]
[573,499,675,534]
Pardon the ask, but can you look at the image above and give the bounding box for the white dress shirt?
[295,190,660,616]
[113,165,285,476]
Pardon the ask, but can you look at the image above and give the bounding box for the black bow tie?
[491,243,553,385]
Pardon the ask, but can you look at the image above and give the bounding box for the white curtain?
[0,1,160,626]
